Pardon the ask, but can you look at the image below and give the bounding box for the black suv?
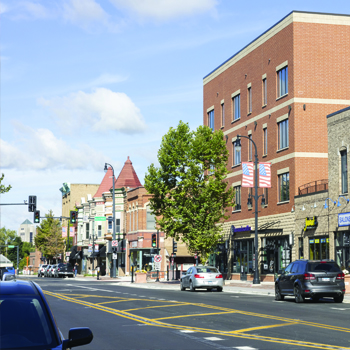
[56,263,74,278]
[275,259,345,303]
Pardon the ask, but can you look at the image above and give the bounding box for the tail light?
[194,274,204,278]
[216,274,223,278]
[336,273,345,280]
[57,268,60,271]
[304,273,316,280]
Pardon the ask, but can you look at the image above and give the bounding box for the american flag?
[259,162,271,188]
[242,162,254,187]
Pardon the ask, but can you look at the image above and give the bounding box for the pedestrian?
[74,262,79,277]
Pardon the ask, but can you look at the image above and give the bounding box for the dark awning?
[74,251,82,260]
[99,245,106,258]
[69,246,78,260]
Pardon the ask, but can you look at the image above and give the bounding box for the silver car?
[180,265,224,292]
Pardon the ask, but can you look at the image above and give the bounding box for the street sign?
[94,244,99,252]
[66,252,70,257]
[155,262,161,270]
[112,253,118,260]
[8,245,15,248]
[88,244,92,252]
[154,255,162,263]
[112,240,118,247]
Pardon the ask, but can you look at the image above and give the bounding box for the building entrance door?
[309,237,329,260]
[240,250,248,281]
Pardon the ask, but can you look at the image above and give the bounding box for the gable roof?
[93,167,114,198]
[115,157,142,189]
[21,219,32,225]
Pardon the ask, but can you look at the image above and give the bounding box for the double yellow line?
[44,290,350,349]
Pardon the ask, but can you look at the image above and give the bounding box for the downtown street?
[18,276,350,350]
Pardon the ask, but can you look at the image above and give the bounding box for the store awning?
[69,246,78,260]
[74,251,82,260]
[90,245,106,258]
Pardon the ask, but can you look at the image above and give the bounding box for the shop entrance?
[335,232,350,270]
[309,236,329,260]
[239,250,248,281]
[232,239,254,280]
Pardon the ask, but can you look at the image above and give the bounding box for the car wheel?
[334,295,344,303]
[275,285,284,301]
[180,281,185,291]
[189,281,195,292]
[217,287,223,292]
[294,285,304,303]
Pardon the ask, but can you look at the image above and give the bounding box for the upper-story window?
[262,77,267,106]
[277,66,288,97]
[233,94,241,121]
[108,217,112,230]
[263,127,267,155]
[248,135,253,161]
[146,206,156,230]
[208,110,214,131]
[233,141,241,166]
[279,172,290,202]
[341,149,348,194]
[278,119,289,150]
[98,225,102,237]
[116,218,121,233]
[247,87,252,114]
[221,103,225,127]
[86,223,89,239]
[233,186,241,211]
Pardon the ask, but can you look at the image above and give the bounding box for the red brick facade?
[203,11,350,223]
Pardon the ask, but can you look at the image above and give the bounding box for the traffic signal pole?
[156,230,160,282]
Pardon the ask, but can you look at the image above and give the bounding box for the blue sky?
[1,0,349,232]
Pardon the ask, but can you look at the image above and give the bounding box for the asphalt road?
[24,277,350,350]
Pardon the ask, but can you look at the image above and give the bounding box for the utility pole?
[156,230,160,282]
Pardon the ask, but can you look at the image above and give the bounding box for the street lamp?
[236,134,264,285]
[104,163,116,278]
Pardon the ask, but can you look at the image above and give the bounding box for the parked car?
[56,263,74,278]
[0,280,93,349]
[51,265,60,278]
[48,265,57,278]
[38,264,48,277]
[2,272,16,281]
[275,259,345,303]
[180,265,224,292]
[6,266,16,275]
[44,265,52,278]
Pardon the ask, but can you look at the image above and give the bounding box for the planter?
[135,272,147,283]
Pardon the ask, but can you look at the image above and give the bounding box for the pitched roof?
[93,167,114,198]
[93,157,142,198]
[115,157,142,189]
[21,219,32,225]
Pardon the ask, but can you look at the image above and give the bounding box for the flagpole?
[236,135,260,285]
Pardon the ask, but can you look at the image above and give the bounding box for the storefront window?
[298,237,304,259]
[335,232,350,270]
[309,236,329,260]
[232,239,254,276]
[262,236,291,274]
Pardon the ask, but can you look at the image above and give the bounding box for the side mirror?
[278,269,284,275]
[62,327,93,349]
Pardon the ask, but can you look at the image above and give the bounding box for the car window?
[296,262,305,273]
[187,268,192,275]
[291,262,298,273]
[284,263,293,274]
[308,262,341,273]
[196,267,218,273]
[0,296,57,349]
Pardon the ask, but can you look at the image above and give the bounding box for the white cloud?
[38,88,147,134]
[3,1,51,20]
[62,0,117,31]
[1,127,111,171]
[109,0,218,20]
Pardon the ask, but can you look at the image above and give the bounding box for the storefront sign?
[231,225,251,233]
[95,216,106,221]
[131,241,137,248]
[338,212,350,227]
[304,217,318,231]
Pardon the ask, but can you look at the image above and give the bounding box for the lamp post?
[104,163,116,278]
[236,135,265,285]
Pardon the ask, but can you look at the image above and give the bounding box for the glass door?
[240,250,247,281]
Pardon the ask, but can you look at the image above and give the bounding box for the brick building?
[203,11,350,280]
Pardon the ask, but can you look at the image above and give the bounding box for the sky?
[1,0,349,233]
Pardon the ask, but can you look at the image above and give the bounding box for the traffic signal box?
[152,234,157,248]
[173,239,177,253]
[70,211,77,224]
[28,196,37,212]
[34,210,40,224]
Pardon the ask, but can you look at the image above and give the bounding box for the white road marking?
[204,337,223,341]
[331,307,347,310]
[234,347,258,350]
[180,330,195,333]
[231,296,239,298]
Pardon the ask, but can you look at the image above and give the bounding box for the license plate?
[322,278,330,281]
[206,281,213,284]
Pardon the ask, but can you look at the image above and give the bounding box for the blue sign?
[338,212,350,227]
[232,225,251,233]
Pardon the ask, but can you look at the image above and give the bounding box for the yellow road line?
[231,322,298,333]
[123,302,190,311]
[155,311,237,320]
[44,290,350,350]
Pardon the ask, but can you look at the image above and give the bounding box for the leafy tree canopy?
[0,227,17,256]
[145,121,234,262]
[35,210,64,262]
[0,173,12,194]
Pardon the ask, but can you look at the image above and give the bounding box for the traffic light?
[173,239,177,253]
[34,210,40,224]
[152,234,157,248]
[70,211,77,224]
[28,195,36,212]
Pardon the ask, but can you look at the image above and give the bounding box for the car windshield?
[196,267,218,273]
[308,262,341,273]
[0,296,57,349]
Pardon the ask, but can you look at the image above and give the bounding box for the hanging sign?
[304,217,318,231]
[338,212,350,227]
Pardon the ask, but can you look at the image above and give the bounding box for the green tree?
[0,227,17,257]
[0,173,11,194]
[7,236,23,267]
[35,210,64,262]
[145,121,234,262]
